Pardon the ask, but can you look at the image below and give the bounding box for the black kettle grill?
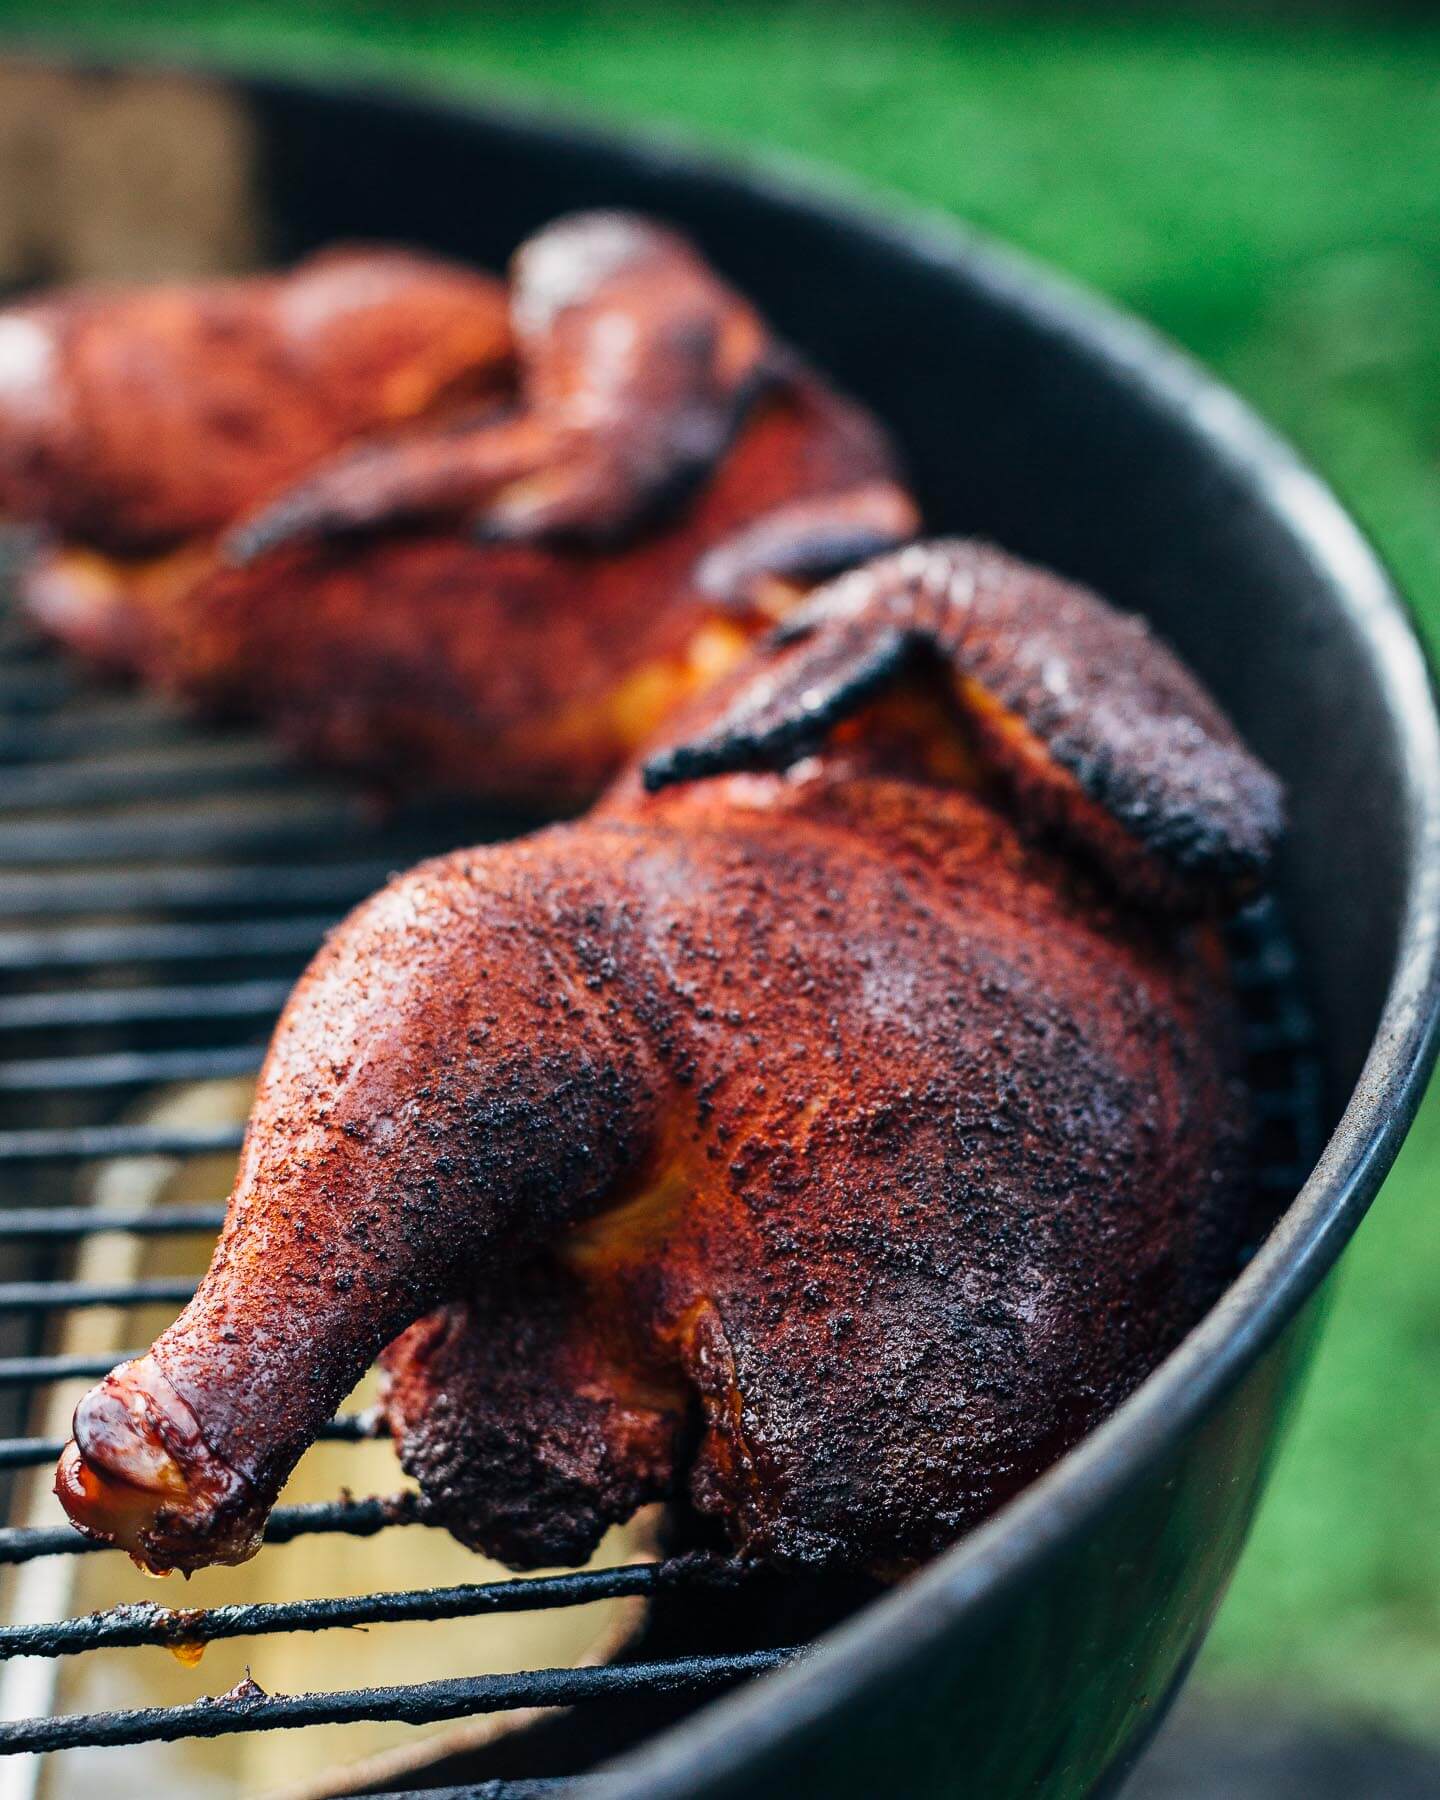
[0,58,1435,1800]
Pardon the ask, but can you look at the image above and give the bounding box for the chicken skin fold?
[3,213,917,808]
[55,541,1282,1577]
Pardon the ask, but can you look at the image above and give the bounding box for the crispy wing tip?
[644,539,1284,910]
[642,624,913,791]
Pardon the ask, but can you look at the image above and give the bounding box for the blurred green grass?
[2,0,1438,1740]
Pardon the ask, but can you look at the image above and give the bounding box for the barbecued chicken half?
[2,212,916,808]
[56,541,1282,1578]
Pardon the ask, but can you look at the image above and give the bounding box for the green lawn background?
[2,0,1437,1739]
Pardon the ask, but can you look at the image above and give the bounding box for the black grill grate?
[0,561,1320,1792]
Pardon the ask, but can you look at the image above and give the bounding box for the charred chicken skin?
[56,540,1281,1578]
[3,214,916,807]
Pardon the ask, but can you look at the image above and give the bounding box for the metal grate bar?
[0,702,197,764]
[0,1046,263,1092]
[0,1349,149,1384]
[0,978,292,1032]
[0,1203,227,1238]
[0,1120,245,1161]
[0,1651,799,1754]
[0,798,509,865]
[0,914,333,971]
[0,859,402,918]
[386,1783,579,1798]
[0,1555,745,1658]
[0,1276,198,1312]
[0,741,298,810]
[0,1492,432,1565]
[0,1415,374,1469]
[0,800,368,864]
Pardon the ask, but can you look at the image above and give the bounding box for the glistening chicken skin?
[55,542,1282,1577]
[4,214,917,808]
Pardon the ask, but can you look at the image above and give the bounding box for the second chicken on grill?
[1,212,916,809]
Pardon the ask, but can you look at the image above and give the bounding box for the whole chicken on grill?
[1,212,916,808]
[56,540,1282,1578]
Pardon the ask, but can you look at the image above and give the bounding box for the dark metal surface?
[0,56,1434,1800]
[0,1493,440,1566]
[2,1652,799,1756]
[0,1557,754,1661]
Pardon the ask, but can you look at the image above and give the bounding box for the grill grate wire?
[0,565,1319,1789]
